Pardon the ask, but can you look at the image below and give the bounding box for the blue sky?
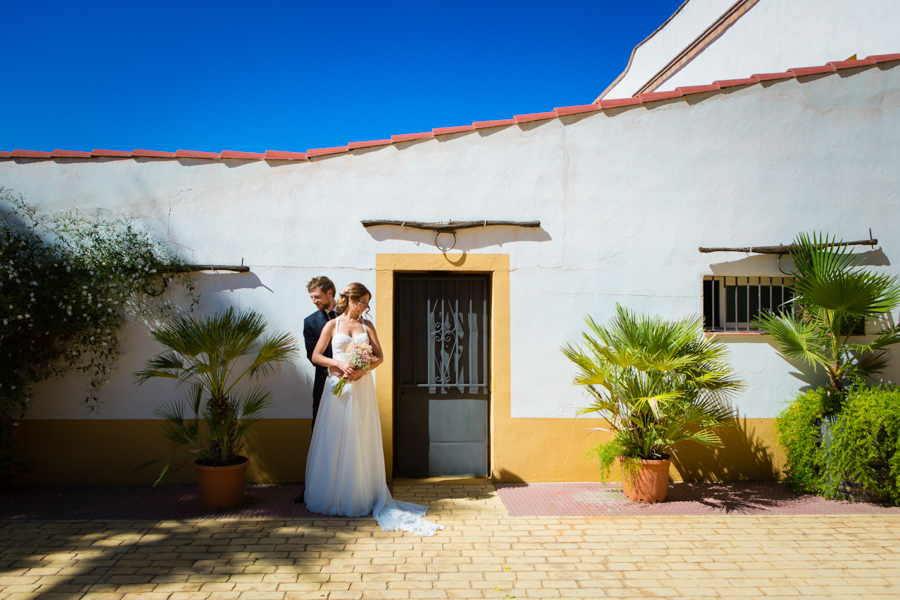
[1,1,684,154]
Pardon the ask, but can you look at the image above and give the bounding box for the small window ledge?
[704,330,769,336]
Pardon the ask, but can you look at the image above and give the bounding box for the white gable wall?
[604,0,900,98]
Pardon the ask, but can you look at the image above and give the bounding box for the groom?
[303,276,338,427]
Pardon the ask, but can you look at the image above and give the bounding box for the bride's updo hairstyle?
[335,282,372,318]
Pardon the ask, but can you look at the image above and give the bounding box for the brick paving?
[2,482,900,599]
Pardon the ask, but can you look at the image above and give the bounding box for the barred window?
[703,276,794,331]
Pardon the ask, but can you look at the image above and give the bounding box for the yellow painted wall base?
[11,417,783,485]
[12,419,312,486]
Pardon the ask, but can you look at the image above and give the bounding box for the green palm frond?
[563,303,742,460]
[755,311,829,369]
[136,307,300,477]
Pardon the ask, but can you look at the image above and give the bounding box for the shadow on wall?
[364,224,551,252]
[709,248,890,277]
[672,417,781,482]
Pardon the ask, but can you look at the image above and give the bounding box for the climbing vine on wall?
[0,187,199,479]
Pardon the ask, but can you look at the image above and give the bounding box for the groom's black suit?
[304,308,336,424]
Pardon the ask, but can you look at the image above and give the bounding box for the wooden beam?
[167,265,250,273]
[361,220,541,232]
[699,239,878,254]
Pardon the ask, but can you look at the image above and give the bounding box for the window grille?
[703,276,794,331]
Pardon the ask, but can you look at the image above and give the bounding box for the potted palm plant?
[563,304,742,503]
[135,307,299,510]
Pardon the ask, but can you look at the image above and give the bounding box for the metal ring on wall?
[435,231,457,252]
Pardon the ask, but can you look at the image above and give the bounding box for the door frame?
[375,253,510,482]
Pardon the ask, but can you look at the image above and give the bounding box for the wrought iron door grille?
[703,276,794,331]
[399,277,489,394]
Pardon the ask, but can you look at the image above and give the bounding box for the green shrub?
[776,388,829,494]
[777,385,900,504]
[827,386,900,502]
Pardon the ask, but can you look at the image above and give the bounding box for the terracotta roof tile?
[514,112,557,124]
[828,58,876,70]
[598,97,643,109]
[867,53,900,64]
[264,150,307,160]
[91,149,133,157]
[50,149,92,158]
[133,149,176,158]
[391,132,433,143]
[675,84,721,95]
[221,150,265,159]
[175,150,220,159]
[789,65,836,77]
[307,146,349,157]
[554,104,603,116]
[0,152,10,158]
[637,90,684,102]
[348,139,392,150]
[752,71,796,82]
[473,119,516,129]
[433,125,475,135]
[713,77,760,88]
[11,149,52,158]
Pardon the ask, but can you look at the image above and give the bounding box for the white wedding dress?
[304,319,444,536]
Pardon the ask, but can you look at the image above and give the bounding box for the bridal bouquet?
[331,340,374,397]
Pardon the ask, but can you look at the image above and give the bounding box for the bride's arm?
[312,321,354,377]
[363,320,385,370]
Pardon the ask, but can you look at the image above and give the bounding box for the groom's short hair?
[307,276,336,297]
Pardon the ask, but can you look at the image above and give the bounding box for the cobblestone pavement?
[2,483,900,599]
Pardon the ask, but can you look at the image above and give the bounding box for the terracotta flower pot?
[194,456,249,511]
[620,456,671,504]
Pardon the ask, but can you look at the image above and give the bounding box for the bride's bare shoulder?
[361,318,377,332]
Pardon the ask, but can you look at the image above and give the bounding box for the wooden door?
[394,274,490,478]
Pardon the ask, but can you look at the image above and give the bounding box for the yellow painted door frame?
[375,254,510,482]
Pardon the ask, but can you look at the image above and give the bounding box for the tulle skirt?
[304,372,444,536]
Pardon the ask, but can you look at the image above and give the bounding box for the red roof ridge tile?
[554,104,603,117]
[264,150,307,161]
[597,97,643,109]
[91,149,133,157]
[637,90,684,102]
[828,58,876,70]
[133,149,176,158]
[175,149,220,159]
[713,77,760,89]
[51,149,92,158]
[433,125,475,136]
[473,119,516,129]
[789,65,836,77]
[866,53,900,64]
[391,132,433,143]
[11,149,52,158]
[752,71,796,82]
[221,150,265,160]
[348,140,391,150]
[307,146,349,157]
[675,84,721,95]
[514,112,556,124]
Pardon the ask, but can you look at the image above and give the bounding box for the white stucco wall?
[3,62,900,423]
[604,0,900,98]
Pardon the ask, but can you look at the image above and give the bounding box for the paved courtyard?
[2,482,900,599]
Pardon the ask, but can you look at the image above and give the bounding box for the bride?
[304,282,444,536]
